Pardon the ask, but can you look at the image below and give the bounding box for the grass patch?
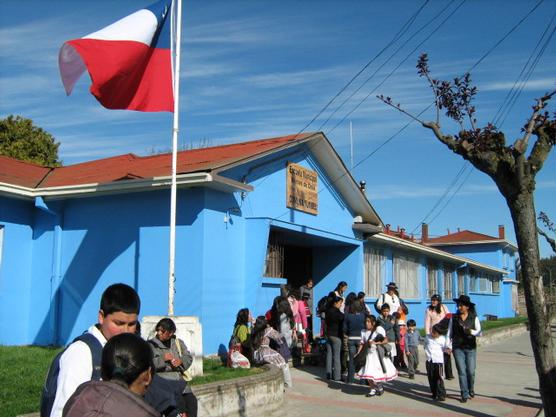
[0,345,62,417]
[0,347,262,417]
[190,358,263,385]
[480,315,528,331]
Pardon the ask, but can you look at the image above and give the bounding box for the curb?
[192,364,284,417]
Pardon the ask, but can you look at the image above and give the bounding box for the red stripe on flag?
[68,39,173,112]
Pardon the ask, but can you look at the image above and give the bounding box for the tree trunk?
[507,191,556,416]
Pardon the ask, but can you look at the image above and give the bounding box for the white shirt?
[50,325,107,417]
[424,334,450,363]
[376,292,401,315]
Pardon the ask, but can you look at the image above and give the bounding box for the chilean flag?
[59,0,174,112]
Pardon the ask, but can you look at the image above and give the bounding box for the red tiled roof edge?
[426,230,500,244]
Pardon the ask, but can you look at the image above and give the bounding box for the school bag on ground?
[40,333,102,417]
[227,325,250,368]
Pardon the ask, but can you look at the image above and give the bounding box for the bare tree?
[378,53,556,415]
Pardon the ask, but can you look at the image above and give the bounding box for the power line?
[295,0,431,137]
[271,0,548,227]
[467,0,544,73]
[409,161,471,234]
[388,0,551,233]
[327,0,467,134]
[318,0,459,132]
[426,165,474,227]
[496,16,556,127]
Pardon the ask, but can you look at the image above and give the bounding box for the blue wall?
[0,144,517,349]
[0,197,34,344]
[0,146,369,352]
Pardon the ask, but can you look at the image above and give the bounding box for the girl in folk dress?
[356,315,398,397]
[251,316,293,388]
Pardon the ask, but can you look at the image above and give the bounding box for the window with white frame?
[364,245,385,298]
[443,265,455,299]
[457,269,465,295]
[427,262,438,298]
[477,273,493,293]
[469,269,477,292]
[491,276,501,293]
[394,253,420,298]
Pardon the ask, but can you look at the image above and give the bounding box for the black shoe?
[326,373,331,380]
[408,374,415,379]
[446,376,454,380]
[437,397,446,402]
[469,391,475,398]
[460,397,467,403]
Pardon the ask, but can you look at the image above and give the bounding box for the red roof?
[0,155,52,188]
[1,133,313,189]
[426,230,501,244]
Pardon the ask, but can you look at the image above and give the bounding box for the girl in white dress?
[356,315,398,397]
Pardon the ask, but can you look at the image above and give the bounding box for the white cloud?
[481,78,556,92]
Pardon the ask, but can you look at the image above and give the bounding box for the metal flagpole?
[168,0,182,316]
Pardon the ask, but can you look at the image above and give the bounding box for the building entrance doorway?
[264,229,313,290]
[284,245,312,289]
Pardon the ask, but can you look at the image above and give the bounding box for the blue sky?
[1,0,555,257]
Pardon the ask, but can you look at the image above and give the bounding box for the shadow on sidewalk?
[386,380,500,417]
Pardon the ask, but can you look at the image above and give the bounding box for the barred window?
[364,245,385,298]
[263,231,284,278]
[394,253,420,298]
[427,262,438,298]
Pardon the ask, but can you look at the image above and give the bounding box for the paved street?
[280,326,555,417]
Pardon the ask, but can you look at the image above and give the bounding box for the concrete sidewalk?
[278,327,554,417]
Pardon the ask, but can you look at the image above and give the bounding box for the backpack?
[316,295,330,315]
[40,333,102,417]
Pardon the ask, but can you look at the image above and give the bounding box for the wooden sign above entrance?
[286,162,318,215]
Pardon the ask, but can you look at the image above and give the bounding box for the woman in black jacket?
[325,296,344,381]
[450,295,482,403]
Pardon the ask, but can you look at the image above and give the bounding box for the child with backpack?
[42,283,190,417]
[43,283,140,417]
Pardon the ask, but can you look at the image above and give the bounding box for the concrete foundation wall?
[193,365,284,417]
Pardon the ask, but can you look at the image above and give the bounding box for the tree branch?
[376,95,426,125]
[422,121,460,151]
[515,89,556,154]
[528,124,555,176]
[538,227,556,253]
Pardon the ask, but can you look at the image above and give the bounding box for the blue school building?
[0,132,518,353]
